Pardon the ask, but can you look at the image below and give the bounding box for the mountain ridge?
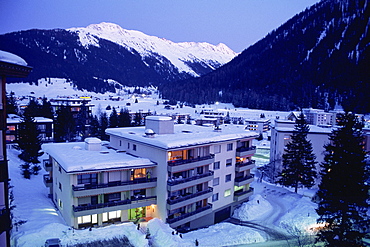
[0,23,236,93]
[161,0,369,113]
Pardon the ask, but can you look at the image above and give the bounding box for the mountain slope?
[161,0,370,113]
[0,23,236,93]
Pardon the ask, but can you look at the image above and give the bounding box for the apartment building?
[42,116,258,230]
[6,114,53,143]
[42,138,158,229]
[270,119,332,173]
[107,116,258,230]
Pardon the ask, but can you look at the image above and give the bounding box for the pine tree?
[99,112,109,140]
[118,108,131,127]
[76,101,90,140]
[40,97,54,119]
[54,105,75,142]
[277,112,317,193]
[89,115,100,137]
[109,107,119,128]
[316,113,369,246]
[17,114,43,178]
[6,91,18,115]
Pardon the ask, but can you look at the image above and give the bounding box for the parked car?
[45,238,61,247]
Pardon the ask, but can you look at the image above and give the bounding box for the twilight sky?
[0,0,319,52]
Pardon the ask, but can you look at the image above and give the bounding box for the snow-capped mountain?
[0,23,236,93]
[69,22,236,76]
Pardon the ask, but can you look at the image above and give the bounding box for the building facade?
[107,116,258,230]
[0,51,32,247]
[6,114,53,144]
[43,116,258,231]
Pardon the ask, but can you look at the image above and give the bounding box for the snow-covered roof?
[0,50,27,66]
[106,124,259,150]
[7,114,53,124]
[42,142,155,173]
[275,124,333,134]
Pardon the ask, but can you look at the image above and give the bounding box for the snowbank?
[233,194,273,221]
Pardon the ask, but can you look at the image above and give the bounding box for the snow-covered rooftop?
[0,50,28,66]
[106,124,259,150]
[275,124,333,134]
[42,141,155,173]
[7,114,53,124]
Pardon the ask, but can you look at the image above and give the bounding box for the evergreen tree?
[89,115,100,137]
[109,107,119,128]
[118,108,131,127]
[23,98,40,117]
[40,97,54,119]
[99,112,109,140]
[76,101,90,140]
[17,114,43,178]
[54,105,75,142]
[316,113,369,246]
[6,91,18,115]
[277,113,317,193]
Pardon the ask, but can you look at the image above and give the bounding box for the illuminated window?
[224,189,231,197]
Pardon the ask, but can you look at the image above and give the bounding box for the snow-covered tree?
[277,113,317,193]
[316,112,369,246]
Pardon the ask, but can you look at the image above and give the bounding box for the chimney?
[145,116,174,134]
[84,137,102,151]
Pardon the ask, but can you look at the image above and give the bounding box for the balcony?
[73,196,157,217]
[167,155,214,173]
[167,171,214,191]
[43,174,52,187]
[167,188,213,210]
[167,203,212,228]
[234,174,254,186]
[235,160,256,172]
[236,146,256,157]
[43,161,52,172]
[72,178,157,197]
[234,187,254,202]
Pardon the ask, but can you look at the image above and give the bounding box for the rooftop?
[106,124,259,150]
[42,141,155,173]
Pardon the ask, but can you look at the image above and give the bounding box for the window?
[78,214,98,224]
[58,166,62,173]
[58,199,63,209]
[226,158,232,167]
[225,174,231,182]
[213,177,220,186]
[133,144,137,151]
[227,143,233,151]
[58,182,62,191]
[214,145,221,154]
[105,192,121,202]
[212,193,219,202]
[128,143,130,149]
[119,140,122,146]
[78,173,98,185]
[213,161,220,170]
[224,189,231,197]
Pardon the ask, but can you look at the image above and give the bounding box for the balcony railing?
[235,160,255,168]
[167,188,213,205]
[234,174,254,183]
[43,174,52,186]
[72,177,157,191]
[167,171,214,186]
[166,203,212,224]
[236,146,256,152]
[167,154,214,166]
[73,196,157,212]
[234,187,254,197]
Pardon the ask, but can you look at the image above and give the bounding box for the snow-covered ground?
[8,146,320,247]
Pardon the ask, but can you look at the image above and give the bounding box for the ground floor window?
[129,207,146,221]
[78,214,98,225]
[103,210,121,222]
